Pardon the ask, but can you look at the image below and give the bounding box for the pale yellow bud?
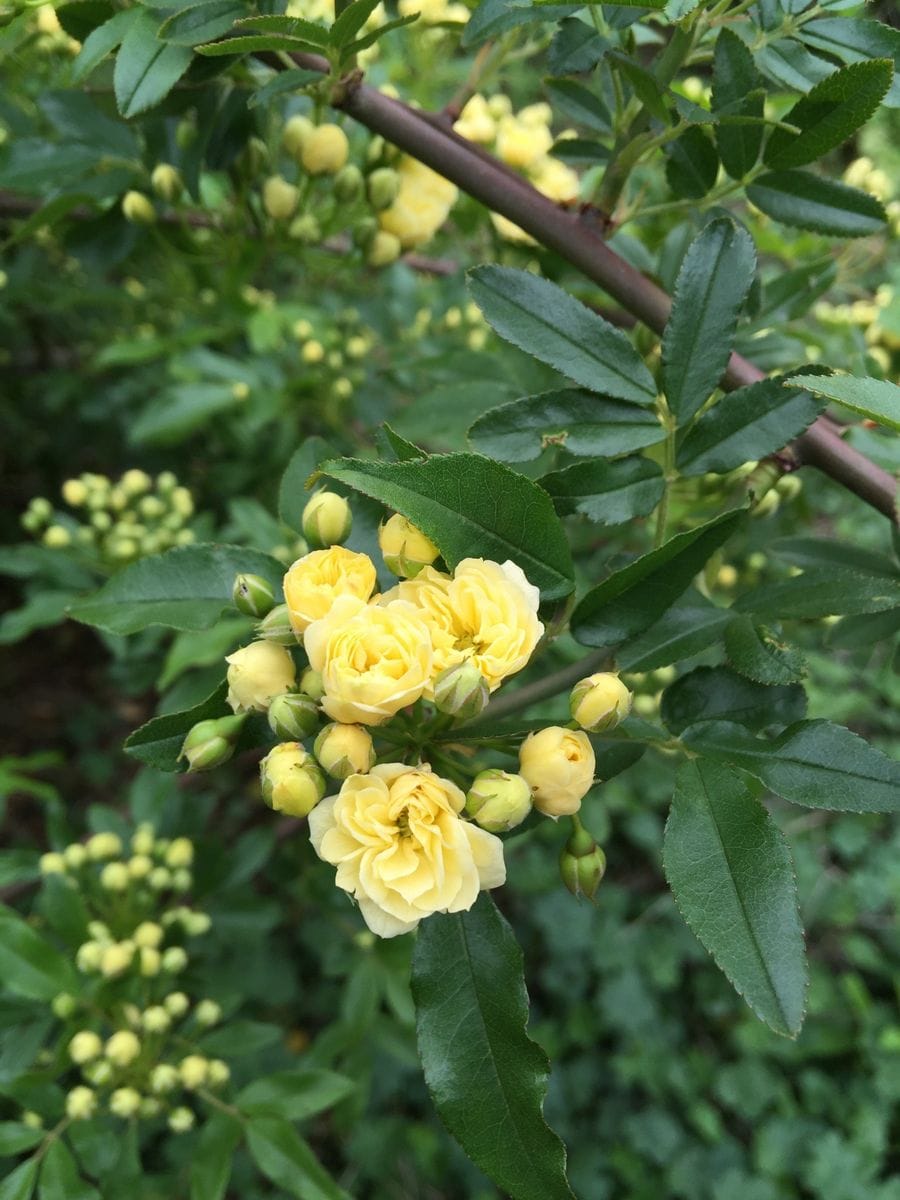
[164,992,189,1018]
[259,742,326,817]
[465,770,532,832]
[519,727,596,818]
[105,1030,141,1068]
[179,1055,208,1090]
[194,999,222,1027]
[128,855,152,880]
[225,641,296,714]
[21,1112,43,1130]
[302,491,352,549]
[366,229,401,267]
[66,1087,97,1121]
[149,867,172,891]
[151,163,182,203]
[68,1031,102,1064]
[109,1087,142,1118]
[142,1006,171,1033]
[301,124,349,175]
[131,826,155,856]
[165,838,194,869]
[569,672,632,733]
[76,941,104,972]
[378,513,440,577]
[263,175,300,221]
[283,113,314,158]
[206,1059,230,1087]
[62,479,89,506]
[183,910,211,937]
[43,526,71,549]
[100,862,130,892]
[168,1106,195,1133]
[171,486,194,517]
[346,335,369,358]
[139,947,161,977]
[301,339,325,364]
[122,191,155,224]
[63,843,87,869]
[101,942,135,978]
[82,1060,112,1087]
[133,921,163,949]
[150,1064,180,1094]
[39,852,66,876]
[313,723,375,780]
[86,832,122,860]
[162,947,188,974]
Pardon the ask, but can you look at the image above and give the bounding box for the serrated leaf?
[724,615,807,685]
[195,32,326,55]
[665,125,719,199]
[69,544,285,635]
[769,535,898,577]
[158,1,247,46]
[468,389,664,462]
[764,59,893,169]
[340,13,417,55]
[412,894,574,1200]
[682,719,900,812]
[571,508,745,646]
[712,28,764,179]
[676,377,824,475]
[0,906,77,1001]
[468,267,657,406]
[797,18,900,107]
[746,171,886,237]
[72,8,136,81]
[231,13,329,42]
[734,569,900,619]
[756,38,836,93]
[616,589,733,671]
[328,0,381,45]
[664,760,807,1036]
[114,10,193,118]
[539,456,664,525]
[316,454,574,601]
[124,682,229,772]
[190,1113,241,1200]
[660,665,805,735]
[544,78,611,133]
[787,374,900,433]
[662,218,757,426]
[246,1117,349,1200]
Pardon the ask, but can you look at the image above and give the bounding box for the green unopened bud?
[260,743,326,817]
[267,692,319,740]
[263,175,299,221]
[367,167,400,211]
[300,667,325,701]
[569,672,632,733]
[366,230,401,268]
[313,723,375,780]
[302,491,352,549]
[233,573,276,618]
[151,163,182,203]
[257,603,298,645]
[180,715,244,772]
[282,113,314,159]
[288,214,322,244]
[433,660,489,721]
[334,163,364,203]
[465,770,532,833]
[352,216,378,250]
[559,824,606,901]
[52,993,77,1019]
[776,473,802,501]
[121,191,156,225]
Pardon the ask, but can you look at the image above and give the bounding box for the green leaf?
[0,906,77,1001]
[468,267,657,405]
[0,1124,43,1157]
[663,760,807,1037]
[158,1,247,46]
[0,1159,38,1200]
[195,32,326,55]
[746,171,886,237]
[246,1117,349,1200]
[339,13,417,57]
[539,457,664,525]
[756,38,835,93]
[69,544,284,636]
[38,1139,99,1200]
[468,389,664,462]
[544,78,611,133]
[412,894,574,1200]
[317,454,574,601]
[676,377,824,475]
[616,589,733,671]
[764,59,893,169]
[329,0,382,46]
[797,18,900,107]
[724,615,807,685]
[248,68,322,108]
[279,437,334,531]
[787,374,900,433]
[769,535,897,577]
[712,28,764,179]
[190,1113,241,1200]
[463,0,580,49]
[660,665,805,735]
[130,383,245,445]
[237,1069,356,1121]
[158,618,249,690]
[113,9,193,118]
[665,126,719,199]
[232,13,329,42]
[124,682,229,772]
[0,592,74,647]
[734,569,900,620]
[377,423,425,462]
[571,508,745,646]
[662,218,757,426]
[72,8,136,81]
[682,719,900,812]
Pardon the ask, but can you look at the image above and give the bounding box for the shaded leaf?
[724,615,807,685]
[660,665,805,734]
[746,171,886,237]
[787,374,900,433]
[539,457,664,525]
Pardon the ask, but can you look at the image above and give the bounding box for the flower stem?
[467,648,612,726]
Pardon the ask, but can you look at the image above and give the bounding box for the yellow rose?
[378,157,458,249]
[308,763,505,937]
[283,546,377,634]
[519,727,596,818]
[454,94,496,144]
[225,641,296,713]
[495,116,552,170]
[305,596,433,725]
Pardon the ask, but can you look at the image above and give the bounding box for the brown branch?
[281,52,896,522]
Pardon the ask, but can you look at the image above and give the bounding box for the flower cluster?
[21,469,195,569]
[37,828,231,1134]
[184,492,635,937]
[454,95,580,243]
